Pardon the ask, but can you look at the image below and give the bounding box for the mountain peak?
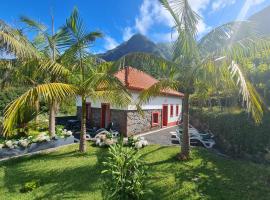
[99,34,166,61]
[128,33,149,41]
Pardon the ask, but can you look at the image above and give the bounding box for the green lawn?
[0,143,270,200]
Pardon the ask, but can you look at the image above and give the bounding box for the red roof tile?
[114,66,184,97]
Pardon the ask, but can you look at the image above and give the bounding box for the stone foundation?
[76,106,162,136]
[126,109,162,136]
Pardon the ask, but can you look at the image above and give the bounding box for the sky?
[1,0,270,53]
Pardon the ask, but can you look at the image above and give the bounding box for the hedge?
[190,108,270,160]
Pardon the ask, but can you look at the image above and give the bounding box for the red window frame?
[170,105,174,117]
[176,105,179,116]
[152,112,159,127]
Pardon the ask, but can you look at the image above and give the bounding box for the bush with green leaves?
[102,143,149,200]
[190,108,270,161]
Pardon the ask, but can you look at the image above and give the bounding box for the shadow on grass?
[1,143,108,200]
[142,147,270,200]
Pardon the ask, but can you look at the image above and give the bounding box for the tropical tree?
[0,17,77,137]
[19,15,73,137]
[1,9,131,153]
[118,0,269,159]
[62,8,132,152]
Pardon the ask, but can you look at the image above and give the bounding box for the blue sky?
[1,0,270,53]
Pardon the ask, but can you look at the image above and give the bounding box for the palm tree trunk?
[79,95,87,152]
[34,99,39,125]
[49,101,57,138]
[180,93,190,160]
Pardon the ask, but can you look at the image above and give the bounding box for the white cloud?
[251,0,266,5]
[123,0,213,42]
[237,0,266,20]
[123,27,134,41]
[134,0,174,35]
[188,0,210,13]
[104,36,119,50]
[211,0,236,12]
[152,30,178,43]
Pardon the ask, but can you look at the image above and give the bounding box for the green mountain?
[249,5,270,36]
[99,5,270,62]
[99,34,169,61]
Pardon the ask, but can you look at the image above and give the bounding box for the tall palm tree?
[118,0,269,159]
[1,9,131,153]
[62,8,132,152]
[0,20,76,137]
[20,15,72,137]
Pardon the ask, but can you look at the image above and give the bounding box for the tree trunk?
[79,95,87,152]
[180,93,190,160]
[34,99,39,125]
[49,100,57,138]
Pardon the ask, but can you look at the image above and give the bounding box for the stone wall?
[110,110,127,136]
[126,109,162,136]
[77,106,162,136]
[91,108,101,127]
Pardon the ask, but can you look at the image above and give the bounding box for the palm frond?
[228,61,264,123]
[199,21,270,60]
[39,59,71,77]
[0,20,39,59]
[82,64,132,108]
[159,0,200,61]
[3,83,77,136]
[138,79,180,105]
[20,16,47,33]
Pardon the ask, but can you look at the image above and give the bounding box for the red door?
[101,104,110,128]
[162,105,168,127]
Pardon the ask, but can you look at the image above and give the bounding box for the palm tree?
[62,8,132,152]
[0,20,76,137]
[20,15,72,137]
[1,9,131,153]
[118,0,269,159]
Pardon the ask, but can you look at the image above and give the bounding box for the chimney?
[125,66,129,86]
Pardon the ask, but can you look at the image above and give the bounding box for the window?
[170,105,174,117]
[176,105,179,116]
[152,112,159,126]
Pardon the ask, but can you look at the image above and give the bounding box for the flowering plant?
[5,140,15,149]
[18,139,30,148]
[33,132,50,143]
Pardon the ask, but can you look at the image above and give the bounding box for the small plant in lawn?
[102,143,150,200]
[20,180,40,193]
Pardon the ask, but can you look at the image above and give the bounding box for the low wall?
[0,136,74,159]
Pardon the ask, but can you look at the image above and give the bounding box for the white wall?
[76,90,182,122]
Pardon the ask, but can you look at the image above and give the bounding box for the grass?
[0,143,270,200]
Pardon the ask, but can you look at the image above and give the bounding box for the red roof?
[114,66,184,97]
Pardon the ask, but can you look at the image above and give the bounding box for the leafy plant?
[20,180,39,193]
[102,143,149,200]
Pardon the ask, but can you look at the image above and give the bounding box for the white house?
[76,66,183,136]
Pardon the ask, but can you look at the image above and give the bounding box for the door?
[101,104,110,128]
[162,105,168,127]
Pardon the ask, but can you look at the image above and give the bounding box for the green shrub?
[190,108,270,160]
[102,143,149,200]
[20,180,39,193]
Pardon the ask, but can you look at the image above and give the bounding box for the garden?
[1,143,270,200]
[1,0,270,199]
